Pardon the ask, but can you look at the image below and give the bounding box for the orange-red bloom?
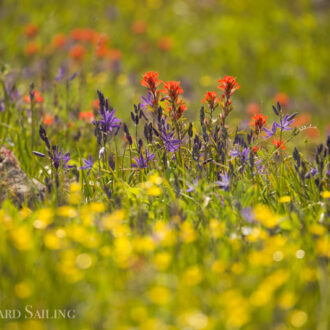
[246,102,260,116]
[304,127,319,139]
[291,112,311,128]
[202,91,220,109]
[176,103,188,120]
[162,81,184,102]
[249,113,267,133]
[52,34,67,48]
[43,114,53,126]
[24,90,43,104]
[91,99,100,110]
[96,44,108,58]
[157,36,173,51]
[79,111,95,123]
[69,44,86,61]
[274,93,289,107]
[93,33,108,46]
[131,20,148,35]
[252,146,259,153]
[23,23,38,38]
[141,71,163,94]
[218,75,240,97]
[24,41,39,56]
[70,28,96,43]
[107,49,122,61]
[272,139,286,150]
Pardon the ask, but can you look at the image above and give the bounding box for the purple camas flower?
[80,154,94,176]
[55,66,78,83]
[241,207,255,223]
[55,67,66,83]
[93,90,121,134]
[0,82,19,111]
[51,145,73,170]
[33,145,73,170]
[215,172,230,191]
[159,127,181,152]
[264,122,278,138]
[97,109,121,133]
[186,178,199,193]
[230,146,249,165]
[264,113,296,138]
[132,149,155,169]
[275,113,296,131]
[305,168,318,179]
[141,93,153,109]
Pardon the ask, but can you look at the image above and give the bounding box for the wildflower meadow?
[0,1,329,329]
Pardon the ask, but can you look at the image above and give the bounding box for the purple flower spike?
[98,109,121,133]
[264,121,278,138]
[305,168,318,179]
[0,101,5,112]
[141,93,153,109]
[186,178,199,193]
[159,128,181,152]
[55,67,66,83]
[32,151,46,158]
[80,154,94,176]
[241,207,256,223]
[50,145,73,170]
[275,114,295,131]
[132,149,155,169]
[215,172,230,191]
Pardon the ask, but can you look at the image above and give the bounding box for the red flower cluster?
[249,113,267,133]
[218,75,240,97]
[79,111,95,123]
[202,91,220,110]
[43,114,53,126]
[69,44,87,61]
[176,103,188,120]
[141,71,163,94]
[272,140,286,150]
[52,34,67,48]
[23,23,38,38]
[24,90,43,104]
[141,72,187,120]
[162,81,184,102]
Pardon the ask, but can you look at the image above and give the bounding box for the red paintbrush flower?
[24,90,43,104]
[52,34,67,48]
[246,102,260,116]
[79,111,95,123]
[175,103,188,120]
[272,139,286,150]
[162,81,184,102]
[24,41,39,56]
[202,91,220,109]
[249,113,268,134]
[218,75,240,97]
[43,114,53,126]
[141,71,162,94]
[69,44,86,61]
[274,92,289,107]
[23,23,38,38]
[131,20,148,35]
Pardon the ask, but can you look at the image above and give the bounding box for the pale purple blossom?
[132,150,155,169]
[215,172,230,191]
[80,154,94,176]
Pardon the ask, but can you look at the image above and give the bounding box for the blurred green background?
[0,0,329,129]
